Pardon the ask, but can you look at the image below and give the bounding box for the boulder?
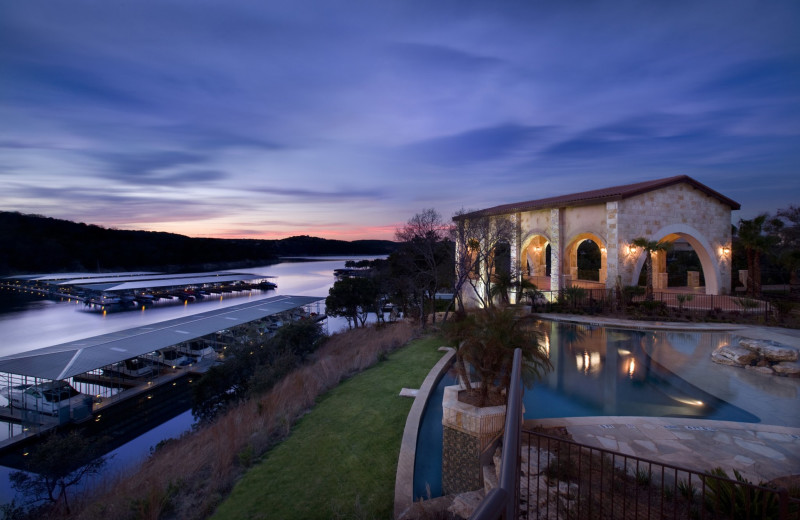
[745,365,774,376]
[712,345,757,366]
[773,361,800,377]
[448,490,484,519]
[739,339,799,362]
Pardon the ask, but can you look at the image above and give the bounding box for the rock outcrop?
[711,338,800,377]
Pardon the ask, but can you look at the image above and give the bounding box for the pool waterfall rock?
[711,338,800,376]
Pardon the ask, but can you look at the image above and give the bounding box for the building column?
[510,212,521,304]
[605,202,620,290]
[548,208,563,295]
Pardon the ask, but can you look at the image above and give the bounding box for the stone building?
[454,175,740,302]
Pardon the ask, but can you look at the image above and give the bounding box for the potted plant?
[440,306,552,494]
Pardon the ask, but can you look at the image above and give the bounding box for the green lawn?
[212,335,445,520]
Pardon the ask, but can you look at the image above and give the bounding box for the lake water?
[0,257,376,504]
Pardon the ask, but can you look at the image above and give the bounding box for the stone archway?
[455,176,738,305]
[520,233,551,290]
[563,232,607,288]
[630,224,721,294]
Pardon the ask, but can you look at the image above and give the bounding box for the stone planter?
[441,384,506,495]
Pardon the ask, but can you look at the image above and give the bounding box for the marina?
[0,294,324,465]
[0,270,278,312]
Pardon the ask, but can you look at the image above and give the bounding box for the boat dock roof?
[0,295,323,380]
[73,273,266,292]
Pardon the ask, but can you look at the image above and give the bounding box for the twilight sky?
[1,1,798,240]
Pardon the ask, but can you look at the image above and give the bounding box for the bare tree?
[10,431,108,515]
[452,211,514,309]
[395,208,452,327]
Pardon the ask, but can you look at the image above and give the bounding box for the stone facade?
[616,183,732,294]
[466,177,737,301]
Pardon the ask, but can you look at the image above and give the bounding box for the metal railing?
[524,288,790,323]
[472,424,800,519]
[518,430,799,519]
[469,348,523,520]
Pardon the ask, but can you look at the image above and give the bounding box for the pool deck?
[529,314,800,484]
[395,316,800,519]
[527,416,800,484]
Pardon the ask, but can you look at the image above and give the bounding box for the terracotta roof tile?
[454,175,740,220]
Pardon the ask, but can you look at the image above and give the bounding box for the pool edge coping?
[394,346,455,520]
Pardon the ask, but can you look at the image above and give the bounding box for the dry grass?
[66,321,418,520]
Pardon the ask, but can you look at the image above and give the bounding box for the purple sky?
[1,1,798,240]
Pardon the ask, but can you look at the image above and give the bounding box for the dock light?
[173,382,177,386]
[23,452,29,457]
[147,395,152,400]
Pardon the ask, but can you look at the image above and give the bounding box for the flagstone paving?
[529,315,800,484]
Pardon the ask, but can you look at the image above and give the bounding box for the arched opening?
[494,241,511,277]
[564,233,607,289]
[520,234,550,290]
[630,225,720,294]
[577,240,602,282]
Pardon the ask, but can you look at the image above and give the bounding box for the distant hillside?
[0,212,397,275]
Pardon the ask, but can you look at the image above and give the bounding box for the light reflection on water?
[0,257,379,505]
[412,321,764,501]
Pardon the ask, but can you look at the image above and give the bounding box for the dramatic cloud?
[1,0,798,239]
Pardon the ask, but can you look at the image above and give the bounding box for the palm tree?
[631,237,670,301]
[443,307,552,407]
[489,271,540,307]
[737,216,777,297]
[489,270,514,307]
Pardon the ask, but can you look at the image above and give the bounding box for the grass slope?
[212,335,445,520]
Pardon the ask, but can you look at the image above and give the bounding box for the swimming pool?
[412,320,759,501]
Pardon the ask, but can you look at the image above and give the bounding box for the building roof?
[454,175,741,220]
[74,274,266,292]
[57,271,266,286]
[3,272,160,282]
[0,295,322,380]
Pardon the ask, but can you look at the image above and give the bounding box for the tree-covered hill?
[0,212,397,275]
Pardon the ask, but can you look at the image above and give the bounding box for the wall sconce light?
[626,244,636,255]
[600,247,607,254]
[721,246,730,255]
[533,246,542,253]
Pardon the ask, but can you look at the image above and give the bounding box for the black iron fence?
[521,287,800,325]
[471,425,799,519]
[517,430,800,520]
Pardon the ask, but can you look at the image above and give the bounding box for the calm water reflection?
[0,258,362,357]
[529,321,758,422]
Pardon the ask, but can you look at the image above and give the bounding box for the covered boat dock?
[0,295,323,455]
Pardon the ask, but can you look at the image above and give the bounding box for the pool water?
[528,321,757,422]
[412,321,757,501]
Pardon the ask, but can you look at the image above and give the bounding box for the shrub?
[702,467,780,520]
